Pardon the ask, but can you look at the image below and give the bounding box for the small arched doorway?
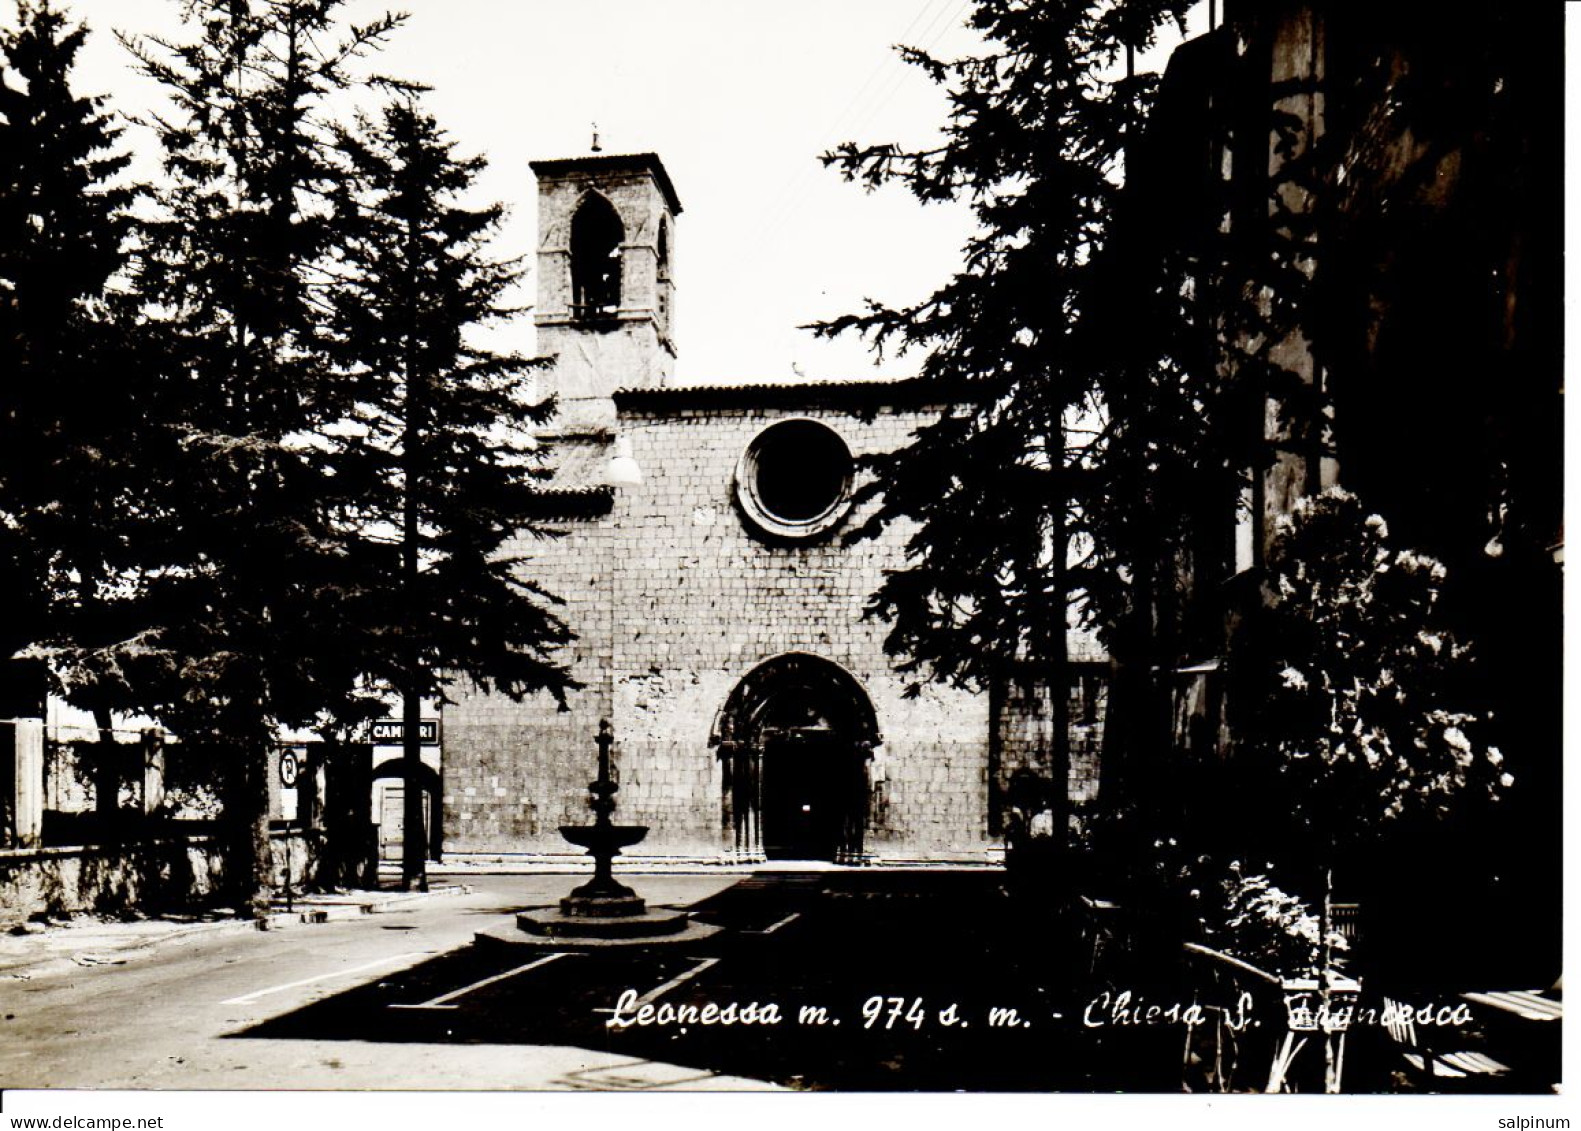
[371,760,442,861]
[712,654,880,863]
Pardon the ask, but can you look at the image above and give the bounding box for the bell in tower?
[531,152,681,428]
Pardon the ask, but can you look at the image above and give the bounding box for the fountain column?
[477,720,720,949]
[558,720,647,917]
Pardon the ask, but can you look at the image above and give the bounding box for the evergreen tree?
[1071,28,1308,853]
[813,0,1191,863]
[328,100,572,890]
[0,0,145,807]
[112,0,407,914]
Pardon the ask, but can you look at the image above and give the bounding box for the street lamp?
[606,434,643,488]
[599,430,643,784]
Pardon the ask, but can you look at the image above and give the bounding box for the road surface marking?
[221,952,427,1005]
[389,952,570,1010]
[761,912,800,934]
[631,957,720,1009]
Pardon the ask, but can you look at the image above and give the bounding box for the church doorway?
[761,711,855,861]
[713,653,880,864]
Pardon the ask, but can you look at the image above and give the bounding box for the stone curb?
[0,884,472,982]
[421,858,1003,876]
[256,884,472,928]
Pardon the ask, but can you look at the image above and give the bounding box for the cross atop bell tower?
[531,152,681,428]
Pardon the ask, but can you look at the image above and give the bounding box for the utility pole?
[401,168,428,894]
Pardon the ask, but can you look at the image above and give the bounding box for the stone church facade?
[441,152,1097,864]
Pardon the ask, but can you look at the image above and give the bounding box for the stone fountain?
[476,720,718,950]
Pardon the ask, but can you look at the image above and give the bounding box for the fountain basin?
[559,824,649,852]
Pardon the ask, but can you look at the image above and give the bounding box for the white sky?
[51,0,1210,386]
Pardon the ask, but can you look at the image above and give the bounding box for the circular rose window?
[735,419,854,541]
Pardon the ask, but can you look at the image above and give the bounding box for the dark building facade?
[1106,2,1562,984]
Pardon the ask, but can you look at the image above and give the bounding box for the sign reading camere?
[371,719,440,745]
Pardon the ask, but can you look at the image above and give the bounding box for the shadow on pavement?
[233,870,1203,1091]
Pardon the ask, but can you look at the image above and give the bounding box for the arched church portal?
[712,654,880,864]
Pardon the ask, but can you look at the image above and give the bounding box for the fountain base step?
[474,915,721,952]
[560,894,646,918]
[519,906,690,938]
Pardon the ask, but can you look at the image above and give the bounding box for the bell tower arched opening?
[531,153,683,405]
[712,653,880,864]
[570,192,624,320]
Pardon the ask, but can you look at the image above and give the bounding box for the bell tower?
[531,152,681,428]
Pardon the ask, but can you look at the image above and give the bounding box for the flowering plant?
[1230,488,1507,839]
[1216,866,1347,979]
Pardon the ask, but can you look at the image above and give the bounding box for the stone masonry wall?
[444,514,615,851]
[994,664,1109,842]
[443,395,993,860]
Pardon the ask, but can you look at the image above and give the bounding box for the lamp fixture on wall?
[606,434,643,488]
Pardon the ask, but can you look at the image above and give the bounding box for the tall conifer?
[0,1,143,766]
[814,0,1191,867]
[328,100,572,890]
[123,0,405,914]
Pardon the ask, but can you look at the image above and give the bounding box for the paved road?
[4,870,1205,1093]
[0,875,768,1092]
[12,869,1497,1094]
